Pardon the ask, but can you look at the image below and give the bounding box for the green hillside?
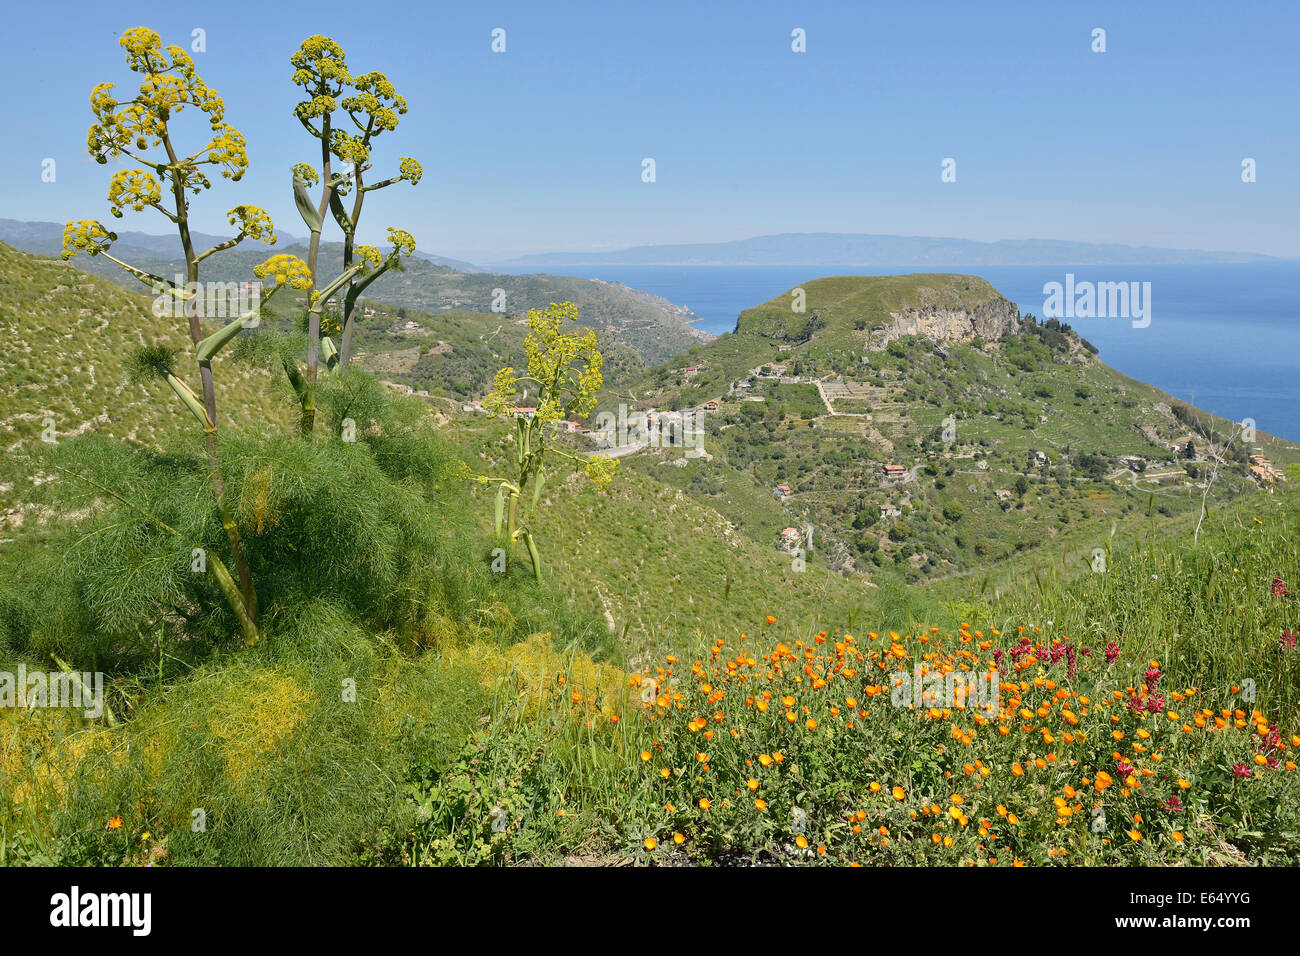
[0,242,294,514]
[734,273,1005,340]
[607,274,1013,409]
[601,274,1298,586]
[53,239,709,368]
[462,418,876,660]
[343,303,647,400]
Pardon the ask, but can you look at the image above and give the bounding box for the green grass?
[14,482,1285,867]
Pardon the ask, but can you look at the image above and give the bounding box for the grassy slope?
[344,304,646,400]
[450,416,920,664]
[0,242,294,512]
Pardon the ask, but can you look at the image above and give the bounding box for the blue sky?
[4,0,1297,263]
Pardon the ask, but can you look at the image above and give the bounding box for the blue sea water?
[509,263,1300,443]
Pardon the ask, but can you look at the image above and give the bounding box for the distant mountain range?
[0,220,706,367]
[0,219,485,274]
[506,233,1285,267]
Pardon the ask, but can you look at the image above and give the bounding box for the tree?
[1014,475,1030,497]
[888,521,912,541]
[852,508,878,530]
[1074,452,1109,480]
[61,27,289,644]
[461,303,617,580]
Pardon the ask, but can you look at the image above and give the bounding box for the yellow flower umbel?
[106,169,162,217]
[254,253,313,291]
[60,219,115,259]
[86,29,247,189]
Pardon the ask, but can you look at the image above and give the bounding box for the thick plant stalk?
[298,265,360,433]
[161,127,258,631]
[505,490,520,572]
[50,653,118,726]
[208,551,260,646]
[339,261,391,364]
[337,169,363,366]
[217,495,256,625]
[304,116,334,404]
[335,172,360,365]
[299,389,318,437]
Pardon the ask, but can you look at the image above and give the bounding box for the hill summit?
[734,274,1020,349]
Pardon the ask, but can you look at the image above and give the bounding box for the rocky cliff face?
[867,295,1020,350]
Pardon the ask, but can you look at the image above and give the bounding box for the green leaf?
[524,531,542,582]
[196,313,251,362]
[329,189,354,233]
[164,372,210,427]
[294,172,322,233]
[320,334,339,372]
[532,468,546,507]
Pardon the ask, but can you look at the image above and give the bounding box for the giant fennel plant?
[286,35,420,432]
[463,303,617,581]
[60,27,306,645]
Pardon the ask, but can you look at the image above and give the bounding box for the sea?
[504,263,1300,444]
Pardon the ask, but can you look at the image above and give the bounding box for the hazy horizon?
[4,218,1291,272]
